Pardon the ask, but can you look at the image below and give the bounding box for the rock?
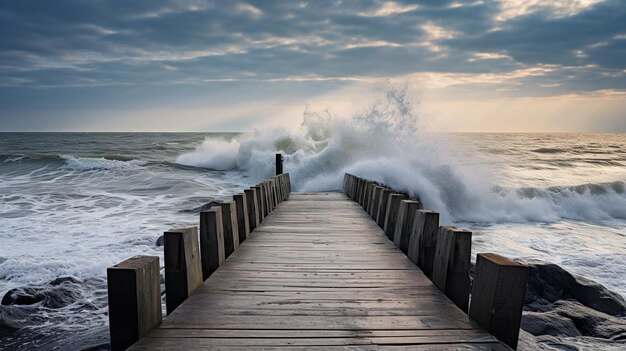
[1,282,82,309]
[156,235,164,247]
[522,310,581,337]
[50,276,81,286]
[523,260,626,316]
[0,305,27,337]
[178,201,220,214]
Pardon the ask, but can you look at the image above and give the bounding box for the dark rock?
[522,309,581,337]
[0,305,28,337]
[50,276,81,286]
[1,283,82,309]
[178,201,221,214]
[156,235,164,247]
[523,260,626,316]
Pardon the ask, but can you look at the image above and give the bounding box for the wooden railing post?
[363,182,373,212]
[369,186,382,218]
[432,226,472,312]
[244,188,260,231]
[376,188,392,227]
[383,194,405,240]
[407,210,440,278]
[164,227,203,314]
[393,200,420,254]
[199,208,225,280]
[251,185,265,221]
[218,202,239,257]
[233,193,250,243]
[469,253,529,350]
[275,153,283,175]
[107,256,161,351]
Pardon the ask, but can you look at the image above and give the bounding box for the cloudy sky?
[1,0,625,132]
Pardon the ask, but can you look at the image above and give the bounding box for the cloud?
[0,0,624,131]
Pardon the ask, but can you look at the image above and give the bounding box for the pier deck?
[129,192,508,350]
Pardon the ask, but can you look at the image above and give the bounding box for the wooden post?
[261,183,269,216]
[218,201,239,257]
[363,182,372,211]
[432,226,472,312]
[199,208,225,280]
[470,253,529,350]
[271,179,279,207]
[376,188,392,227]
[275,176,283,202]
[244,188,259,231]
[393,200,420,254]
[233,193,250,243]
[356,179,364,205]
[107,256,161,351]
[369,186,382,218]
[164,227,203,314]
[383,194,405,240]
[285,173,291,196]
[407,210,440,278]
[262,182,272,213]
[251,185,265,221]
[275,153,283,175]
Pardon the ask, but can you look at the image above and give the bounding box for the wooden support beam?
[407,210,440,278]
[199,208,225,280]
[244,188,259,231]
[164,227,202,315]
[432,226,472,313]
[470,253,529,350]
[218,202,239,257]
[383,194,405,240]
[107,256,161,351]
[393,200,420,254]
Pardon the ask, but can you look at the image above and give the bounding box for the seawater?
[1,108,625,348]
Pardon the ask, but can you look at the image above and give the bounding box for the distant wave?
[532,147,565,154]
[60,155,147,171]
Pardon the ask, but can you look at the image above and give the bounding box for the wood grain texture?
[129,192,507,350]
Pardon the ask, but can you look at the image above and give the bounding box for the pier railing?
[106,163,291,351]
[343,173,529,350]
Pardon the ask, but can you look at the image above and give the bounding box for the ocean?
[1,126,625,349]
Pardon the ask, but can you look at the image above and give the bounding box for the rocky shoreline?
[1,260,625,350]
[515,260,626,350]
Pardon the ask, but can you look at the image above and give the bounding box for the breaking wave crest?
[176,86,626,224]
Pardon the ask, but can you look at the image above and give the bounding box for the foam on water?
[177,86,626,225]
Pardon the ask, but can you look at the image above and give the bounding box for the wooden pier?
[107,161,527,350]
[128,191,510,350]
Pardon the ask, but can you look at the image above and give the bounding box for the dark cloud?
[0,0,625,129]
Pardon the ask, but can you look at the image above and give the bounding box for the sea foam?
[176,86,626,224]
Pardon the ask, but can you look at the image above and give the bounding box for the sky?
[0,0,625,132]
